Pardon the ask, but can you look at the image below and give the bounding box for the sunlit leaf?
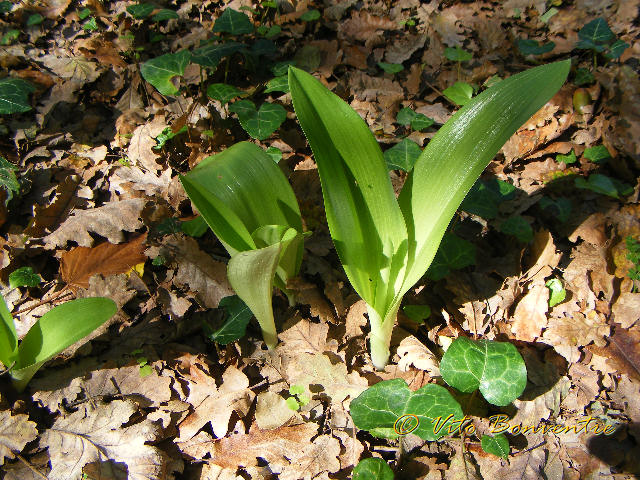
[126,3,155,19]
[353,458,394,480]
[9,267,41,288]
[443,81,473,106]
[546,278,566,307]
[140,50,191,96]
[481,434,510,459]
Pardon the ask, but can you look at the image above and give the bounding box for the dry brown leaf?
[34,0,72,18]
[110,166,172,197]
[384,34,427,64]
[611,293,640,328]
[396,336,440,375]
[278,316,330,354]
[40,54,103,83]
[25,175,80,238]
[60,234,147,288]
[127,115,167,172]
[589,326,640,382]
[43,198,145,248]
[288,280,338,324]
[41,399,178,480]
[178,366,253,441]
[254,392,296,430]
[511,281,549,342]
[338,11,397,45]
[524,230,561,282]
[542,311,609,362]
[0,411,38,466]
[568,212,607,246]
[179,423,318,469]
[157,287,191,318]
[31,358,100,412]
[345,299,367,339]
[432,8,465,46]
[563,242,615,303]
[279,434,341,480]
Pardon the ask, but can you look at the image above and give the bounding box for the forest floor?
[1,0,640,479]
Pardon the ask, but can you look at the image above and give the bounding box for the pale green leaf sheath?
[290,61,569,369]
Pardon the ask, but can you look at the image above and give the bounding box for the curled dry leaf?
[0,411,38,466]
[511,281,549,342]
[611,293,640,328]
[396,335,441,375]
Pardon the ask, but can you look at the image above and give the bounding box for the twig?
[13,286,72,315]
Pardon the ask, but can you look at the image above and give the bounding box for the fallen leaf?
[524,230,561,282]
[0,411,38,466]
[278,317,330,354]
[25,175,80,238]
[611,293,640,328]
[568,212,607,246]
[396,336,440,375]
[279,434,341,480]
[60,234,147,288]
[345,299,367,339]
[127,115,168,172]
[542,311,609,362]
[254,391,296,430]
[512,281,549,342]
[589,325,640,382]
[40,54,103,83]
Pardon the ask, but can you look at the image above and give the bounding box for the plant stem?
[367,302,399,370]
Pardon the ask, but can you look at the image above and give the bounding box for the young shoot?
[289,61,570,369]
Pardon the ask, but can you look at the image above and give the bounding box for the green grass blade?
[399,60,570,292]
[288,67,408,315]
[0,294,17,367]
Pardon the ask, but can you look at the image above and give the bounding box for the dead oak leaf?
[611,293,640,328]
[40,54,103,83]
[541,311,609,362]
[0,411,38,466]
[589,325,640,382]
[512,281,549,342]
[278,434,340,480]
[60,234,147,288]
[254,391,297,430]
[43,198,146,249]
[396,336,440,375]
[41,399,178,480]
[127,115,167,173]
[178,366,253,441]
[278,316,331,355]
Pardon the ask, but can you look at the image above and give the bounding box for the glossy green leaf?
[546,278,566,307]
[349,378,463,440]
[583,145,611,163]
[140,50,191,96]
[191,41,244,69]
[604,39,629,59]
[440,337,527,406]
[517,38,555,56]
[0,77,35,114]
[82,17,98,31]
[500,216,534,243]
[402,304,431,323]
[9,267,41,288]
[384,138,421,172]
[204,295,253,344]
[378,62,404,74]
[0,156,19,203]
[396,107,416,126]
[213,8,253,35]
[556,150,576,164]
[0,295,17,367]
[152,9,178,21]
[460,178,515,219]
[264,75,289,94]
[207,83,243,104]
[12,297,117,391]
[410,114,434,131]
[265,146,282,163]
[300,9,320,21]
[443,82,473,106]
[481,434,510,459]
[229,100,286,140]
[444,46,472,62]
[427,233,476,281]
[575,174,632,198]
[352,457,394,480]
[77,7,91,19]
[126,3,155,19]
[1,29,20,46]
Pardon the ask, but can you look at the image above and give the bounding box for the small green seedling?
[556,150,577,164]
[546,278,566,307]
[0,294,117,391]
[481,434,510,459]
[285,384,310,411]
[9,267,41,288]
[583,145,611,163]
[180,142,305,349]
[626,236,640,291]
[353,457,394,480]
[289,61,569,368]
[378,62,404,75]
[153,126,188,150]
[443,81,474,106]
[576,18,629,67]
[444,46,472,80]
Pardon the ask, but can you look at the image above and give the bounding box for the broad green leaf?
[26,13,44,26]
[249,38,277,58]
[500,216,533,243]
[229,100,286,140]
[264,75,289,94]
[77,7,91,19]
[384,138,421,172]
[378,62,404,74]
[0,1,13,13]
[9,267,41,288]
[396,107,416,126]
[517,38,555,56]
[180,142,301,255]
[300,9,320,21]
[286,396,300,410]
[0,295,17,367]
[575,173,632,198]
[152,9,179,21]
[440,337,527,406]
[265,146,282,163]
[540,7,558,23]
[604,39,629,59]
[574,68,595,86]
[556,150,576,164]
[83,17,98,31]
[228,243,281,349]
[546,278,566,307]
[126,3,155,19]
[13,297,117,391]
[398,60,570,294]
[0,77,35,114]
[181,216,208,237]
[481,434,510,459]
[140,50,191,96]
[289,66,408,318]
[349,378,463,440]
[427,233,476,281]
[1,29,19,45]
[213,8,253,35]
[402,304,431,323]
[443,82,473,106]
[0,156,19,203]
[583,145,611,163]
[461,178,515,219]
[444,46,472,62]
[410,114,434,131]
[289,384,305,395]
[353,457,394,480]
[191,41,245,69]
[271,61,295,77]
[577,18,614,49]
[204,295,253,344]
[539,196,572,223]
[207,83,243,104]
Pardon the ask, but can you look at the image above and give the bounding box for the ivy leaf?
[539,196,572,223]
[349,378,463,440]
[384,138,422,172]
[575,174,632,198]
[229,100,286,140]
[352,458,394,480]
[9,267,41,288]
[300,9,320,21]
[461,178,515,219]
[481,434,510,459]
[443,81,474,106]
[0,78,35,114]
[378,62,404,74]
[26,13,44,26]
[396,107,416,126]
[583,145,611,163]
[207,83,243,104]
[411,114,434,131]
[604,39,629,59]
[203,295,253,345]
[500,216,534,243]
[444,46,472,62]
[213,8,253,35]
[577,18,615,49]
[545,278,566,307]
[555,150,576,164]
[0,156,20,203]
[126,3,155,19]
[264,75,289,94]
[140,50,191,96]
[440,337,527,406]
[574,68,595,86]
[403,304,431,323]
[427,233,476,281]
[152,9,178,21]
[0,1,13,13]
[265,146,282,163]
[517,38,555,56]
[191,41,245,69]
